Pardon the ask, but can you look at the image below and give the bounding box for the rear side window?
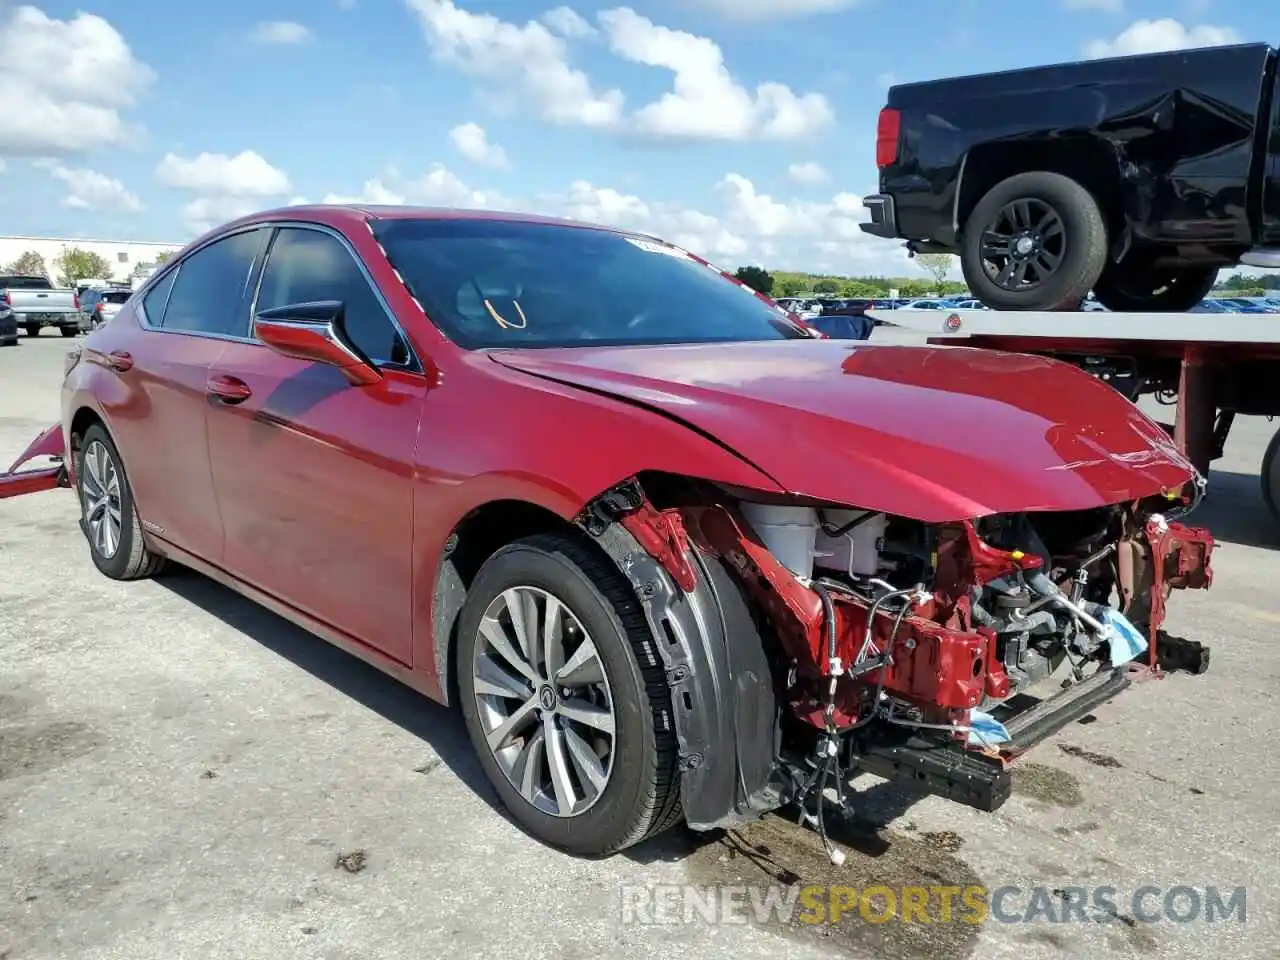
[255,227,411,366]
[142,271,177,324]
[158,229,265,336]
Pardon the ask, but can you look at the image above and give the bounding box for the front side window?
[370,218,807,350]
[158,229,265,335]
[255,227,410,366]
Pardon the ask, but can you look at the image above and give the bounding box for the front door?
[205,224,426,664]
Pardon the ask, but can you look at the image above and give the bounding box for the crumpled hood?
[489,339,1196,522]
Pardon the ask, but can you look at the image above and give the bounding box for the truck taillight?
[73,293,80,310]
[1,291,9,306]
[875,107,901,168]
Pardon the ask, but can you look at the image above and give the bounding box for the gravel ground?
[1,328,1276,960]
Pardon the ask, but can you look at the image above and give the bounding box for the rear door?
[205,224,426,663]
[100,228,269,563]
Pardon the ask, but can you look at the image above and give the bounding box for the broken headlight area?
[587,475,1214,858]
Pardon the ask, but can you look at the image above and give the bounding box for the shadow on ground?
[154,569,502,817]
[1193,469,1280,550]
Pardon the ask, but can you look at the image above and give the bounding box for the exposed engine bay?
[582,474,1215,861]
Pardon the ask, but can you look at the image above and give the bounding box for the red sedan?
[2,204,1214,859]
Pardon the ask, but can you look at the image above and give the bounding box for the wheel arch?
[957,137,1126,242]
[430,497,598,707]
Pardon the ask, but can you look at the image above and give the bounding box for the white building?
[0,235,186,284]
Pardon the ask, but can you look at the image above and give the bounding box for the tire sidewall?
[961,172,1106,310]
[76,424,138,579]
[456,541,659,855]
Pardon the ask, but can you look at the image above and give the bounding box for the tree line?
[734,255,967,300]
[2,247,175,287]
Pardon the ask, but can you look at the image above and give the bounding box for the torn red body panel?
[0,423,67,500]
[670,498,1214,735]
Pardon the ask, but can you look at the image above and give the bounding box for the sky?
[0,0,1271,279]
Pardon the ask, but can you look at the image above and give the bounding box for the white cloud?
[406,0,624,127]
[248,20,312,44]
[156,151,291,196]
[1064,0,1123,11]
[0,6,155,158]
[321,179,406,205]
[320,162,906,275]
[449,122,510,169]
[787,162,828,185]
[47,165,142,211]
[687,0,859,19]
[157,151,292,234]
[598,7,833,141]
[1084,18,1240,58]
[179,197,263,234]
[541,6,595,37]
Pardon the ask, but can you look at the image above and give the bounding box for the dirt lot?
[1,328,1276,959]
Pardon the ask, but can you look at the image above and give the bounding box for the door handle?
[207,374,252,404]
[107,350,133,372]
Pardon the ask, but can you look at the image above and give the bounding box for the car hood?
[489,339,1196,523]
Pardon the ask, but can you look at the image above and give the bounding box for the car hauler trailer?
[875,308,1280,526]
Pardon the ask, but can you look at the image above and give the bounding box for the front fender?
[588,519,790,831]
[0,422,68,499]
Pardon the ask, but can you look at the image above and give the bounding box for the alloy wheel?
[81,439,123,559]
[979,197,1067,292]
[472,585,617,818]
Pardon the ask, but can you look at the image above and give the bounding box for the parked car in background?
[0,275,81,337]
[0,300,17,345]
[863,43,1280,312]
[80,286,134,330]
[1190,299,1233,313]
[1216,296,1278,313]
[899,298,950,310]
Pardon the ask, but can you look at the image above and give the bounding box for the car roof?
[219,203,640,236]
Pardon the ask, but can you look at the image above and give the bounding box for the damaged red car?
[0,205,1215,858]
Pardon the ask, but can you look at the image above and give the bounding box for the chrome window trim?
[248,221,422,373]
[135,224,268,340]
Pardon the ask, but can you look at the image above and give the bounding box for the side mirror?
[253,300,381,386]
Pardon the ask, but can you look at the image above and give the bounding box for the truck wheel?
[1262,425,1280,528]
[960,171,1107,311]
[455,533,682,857]
[25,325,40,337]
[60,326,78,338]
[1092,258,1218,312]
[75,424,168,581]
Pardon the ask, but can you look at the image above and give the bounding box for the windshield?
[370,218,806,349]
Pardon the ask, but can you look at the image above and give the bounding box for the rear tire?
[75,424,167,581]
[1092,258,1218,313]
[960,171,1108,311]
[455,532,682,857]
[1261,425,1280,528]
[60,326,78,337]
[25,324,40,337]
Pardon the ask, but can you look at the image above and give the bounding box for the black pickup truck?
[862,42,1280,312]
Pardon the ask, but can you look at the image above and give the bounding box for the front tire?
[60,326,78,337]
[75,424,167,580]
[960,171,1108,311]
[25,324,40,337]
[456,533,682,857]
[1092,258,1218,312]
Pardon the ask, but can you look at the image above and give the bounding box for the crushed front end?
[581,474,1214,856]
